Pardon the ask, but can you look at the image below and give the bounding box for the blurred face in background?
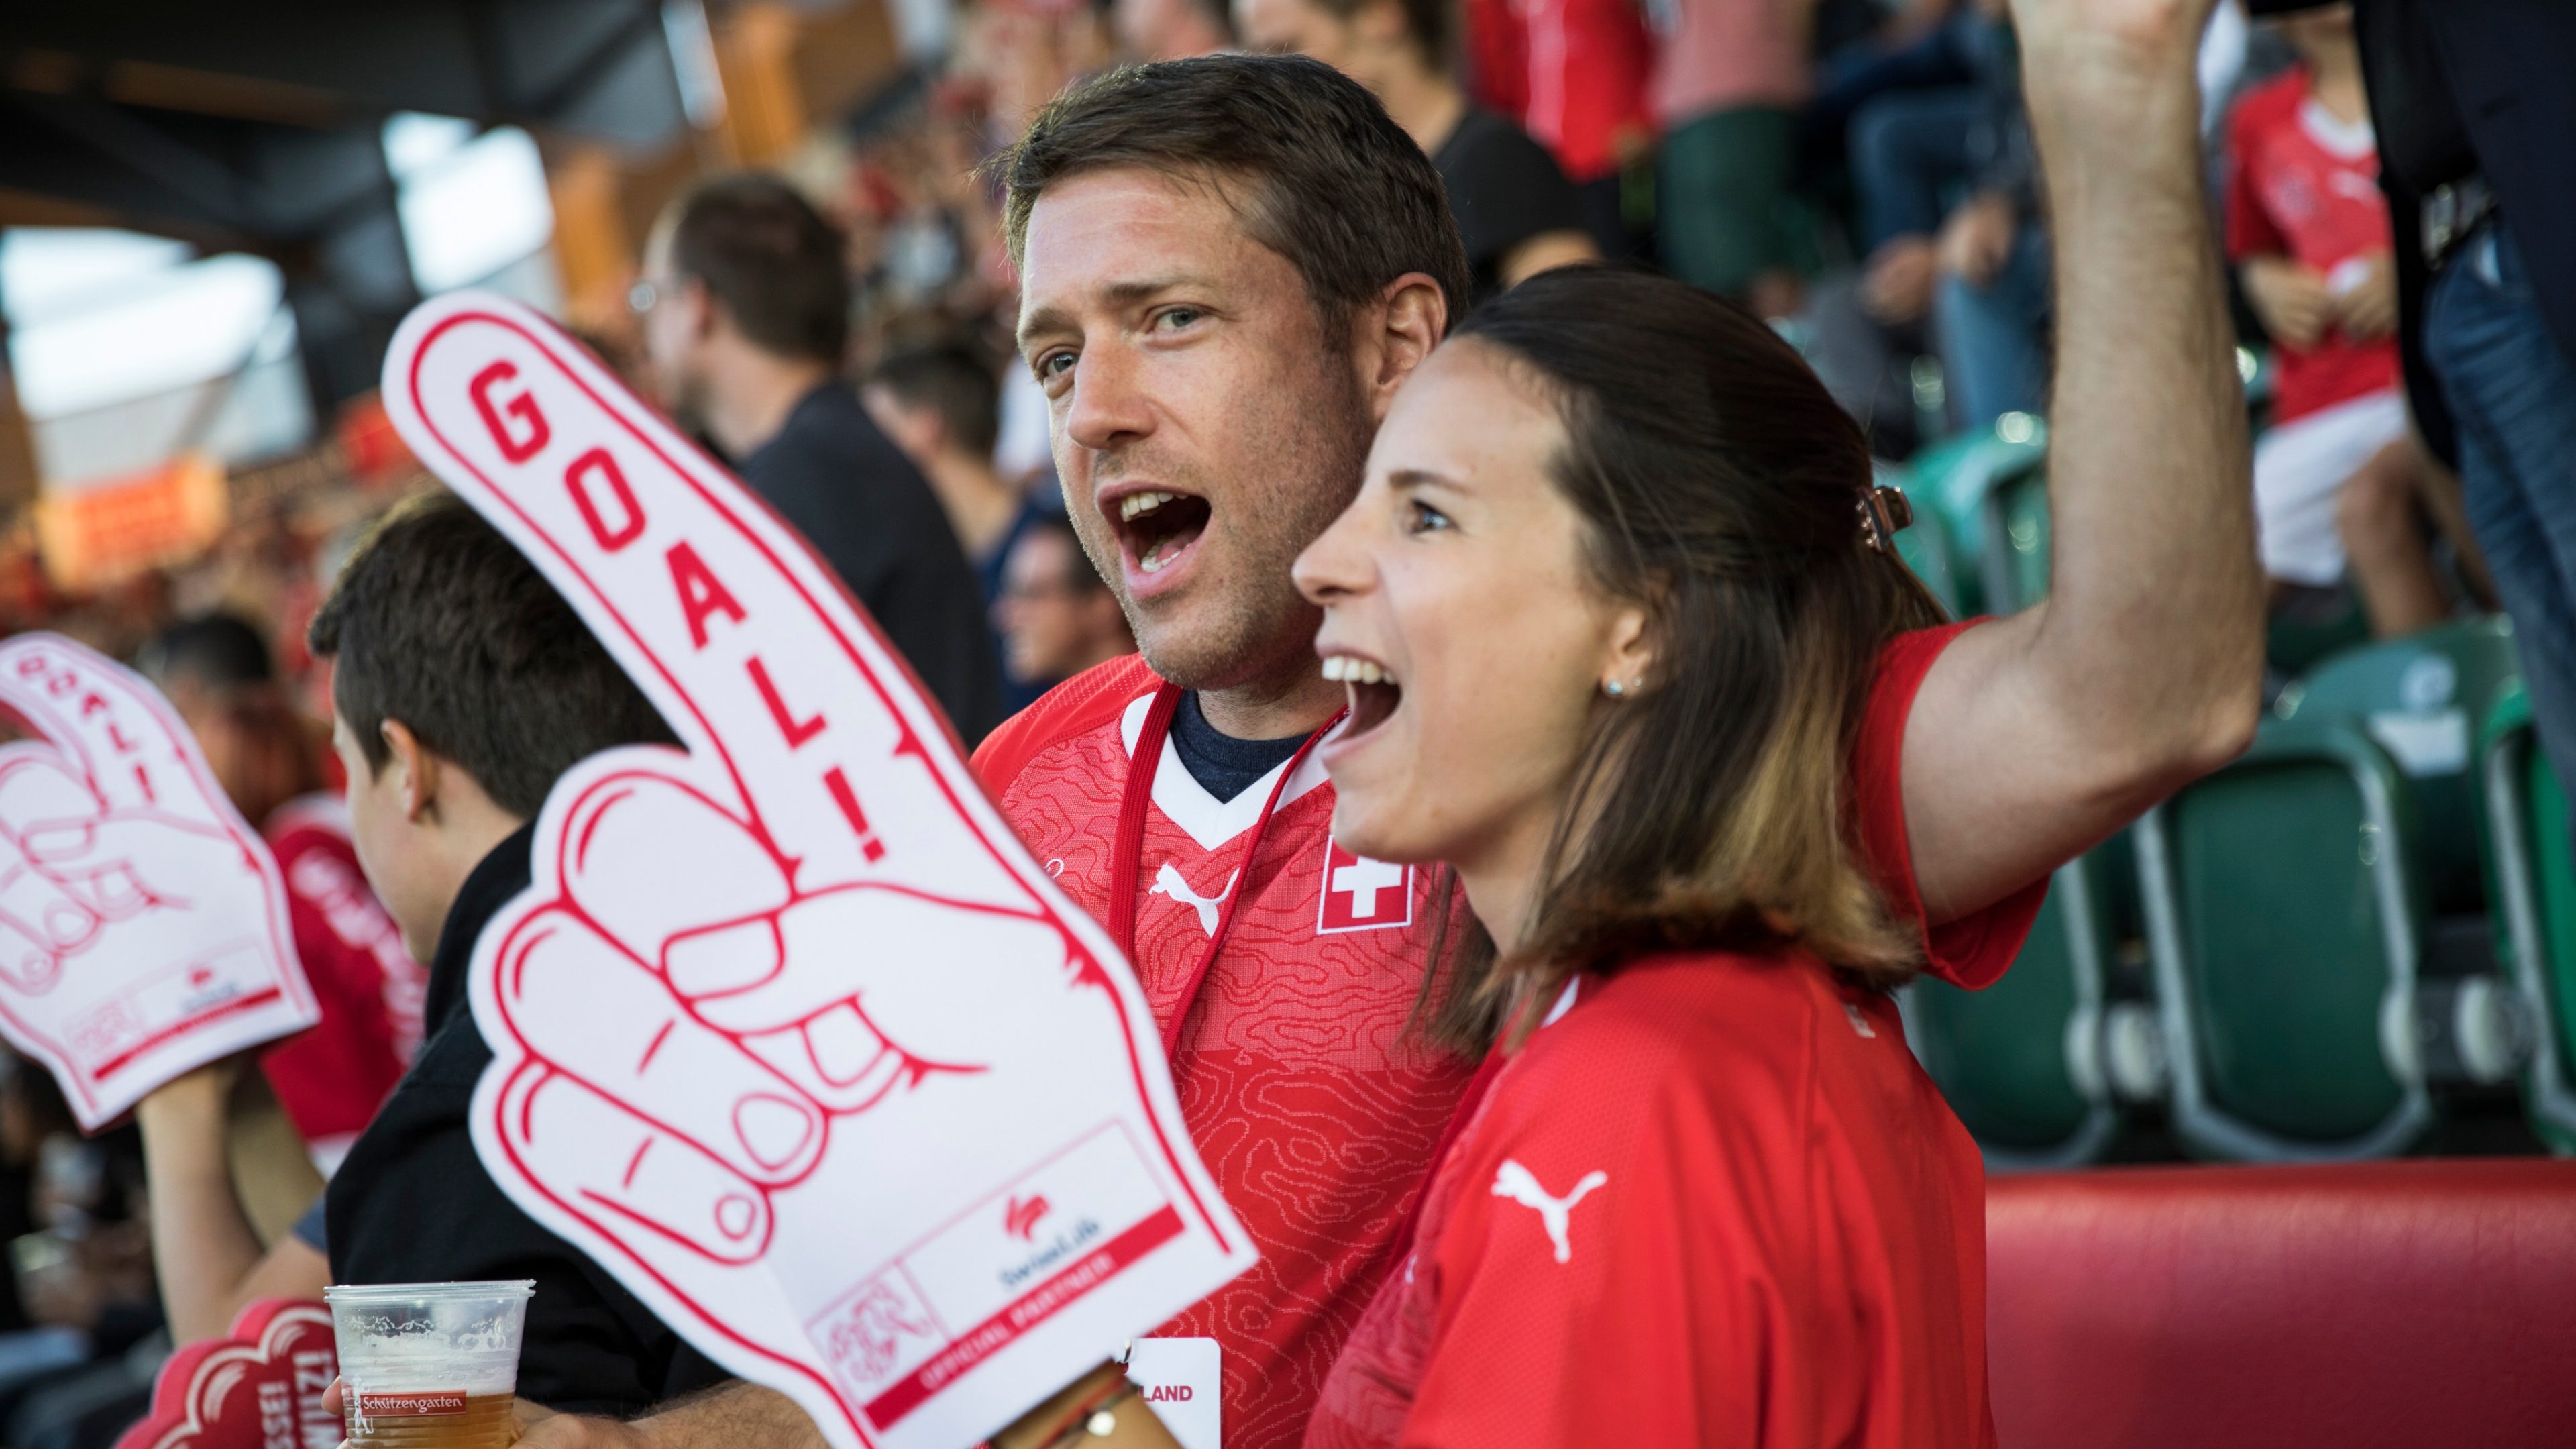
[635,223,713,428]
[995,524,1134,680]
[1234,0,1367,74]
[1016,166,1378,694]
[2274,3,2356,64]
[1114,0,1229,61]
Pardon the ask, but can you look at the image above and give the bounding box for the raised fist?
[394,293,1248,1449]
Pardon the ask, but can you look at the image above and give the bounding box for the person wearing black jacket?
[133,494,729,1416]
[2257,0,2576,809]
[635,173,1006,746]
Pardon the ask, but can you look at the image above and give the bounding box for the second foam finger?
[496,906,828,1187]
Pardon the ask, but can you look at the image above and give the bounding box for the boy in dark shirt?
[134,493,727,1414]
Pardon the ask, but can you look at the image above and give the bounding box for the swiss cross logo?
[1318,838,1412,934]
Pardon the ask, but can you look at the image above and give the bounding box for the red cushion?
[1988,1160,2576,1448]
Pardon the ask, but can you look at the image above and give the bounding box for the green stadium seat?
[2276,617,2521,910]
[1904,837,2156,1169]
[2479,685,2576,1152]
[1881,462,1965,617]
[2267,592,2374,680]
[1982,465,2050,615]
[1892,415,2049,617]
[2141,620,2527,1161]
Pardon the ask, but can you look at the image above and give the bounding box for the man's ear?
[379,719,439,824]
[1357,272,1450,423]
[683,276,721,346]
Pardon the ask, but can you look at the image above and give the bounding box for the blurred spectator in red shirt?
[2226,3,2470,637]
[138,614,423,1173]
[1464,0,1656,261]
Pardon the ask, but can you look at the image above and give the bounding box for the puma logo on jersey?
[1492,1159,1607,1264]
[1152,861,1240,937]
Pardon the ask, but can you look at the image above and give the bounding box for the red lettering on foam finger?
[566,447,647,551]
[669,541,749,649]
[749,657,826,749]
[823,767,888,864]
[470,360,551,462]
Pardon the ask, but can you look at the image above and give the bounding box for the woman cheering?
[1294,5,2259,1442]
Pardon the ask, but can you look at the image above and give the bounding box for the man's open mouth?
[1322,653,1403,736]
[1111,488,1212,577]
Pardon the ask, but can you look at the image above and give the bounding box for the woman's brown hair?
[1424,266,1948,1052]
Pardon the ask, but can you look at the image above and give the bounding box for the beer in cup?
[325,1280,532,1448]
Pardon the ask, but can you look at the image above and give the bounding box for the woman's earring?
[1603,678,1627,698]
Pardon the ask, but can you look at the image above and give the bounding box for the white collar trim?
[1120,691,1332,852]
[1539,979,1582,1028]
[2298,97,2376,160]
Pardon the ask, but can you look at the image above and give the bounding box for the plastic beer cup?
[326,1281,533,1449]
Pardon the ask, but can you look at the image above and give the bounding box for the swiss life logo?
[1317,839,1411,934]
[1004,1194,1051,1242]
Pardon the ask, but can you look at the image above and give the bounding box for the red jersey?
[1305,625,2041,1448]
[258,795,429,1164]
[2225,68,2402,423]
[975,657,1477,1449]
[1521,0,1656,182]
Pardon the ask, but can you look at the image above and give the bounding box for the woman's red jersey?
[1306,623,2042,1448]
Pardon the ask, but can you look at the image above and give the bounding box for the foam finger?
[384,296,1030,903]
[0,750,99,847]
[499,1061,772,1265]
[0,636,231,822]
[0,916,60,993]
[690,888,1065,1065]
[0,827,97,955]
[497,908,826,1185]
[557,771,790,966]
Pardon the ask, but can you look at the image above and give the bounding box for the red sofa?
[1988,1159,2576,1448]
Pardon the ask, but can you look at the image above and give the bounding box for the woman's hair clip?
[1859,484,1914,555]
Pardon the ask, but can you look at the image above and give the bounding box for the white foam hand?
[386,293,1250,1449]
[0,637,309,1129]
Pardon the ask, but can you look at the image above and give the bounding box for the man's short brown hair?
[309,492,676,818]
[667,172,850,364]
[869,343,1002,460]
[997,54,1471,336]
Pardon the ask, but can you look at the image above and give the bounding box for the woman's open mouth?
[1322,653,1403,737]
[1110,488,1213,584]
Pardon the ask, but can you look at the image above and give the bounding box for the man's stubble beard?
[1085,367,1375,698]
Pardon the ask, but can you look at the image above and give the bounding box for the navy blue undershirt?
[1169,690,1307,802]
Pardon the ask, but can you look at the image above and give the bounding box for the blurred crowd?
[0,0,2563,1442]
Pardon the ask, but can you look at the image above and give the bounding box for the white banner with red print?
[0,634,314,1131]
[381,292,1256,1449]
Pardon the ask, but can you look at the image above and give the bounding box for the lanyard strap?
[1110,682,1340,1061]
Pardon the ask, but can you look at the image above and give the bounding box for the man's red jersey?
[975,625,2034,1448]
[975,657,1476,1449]
[1305,625,2042,1448]
[258,794,429,1165]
